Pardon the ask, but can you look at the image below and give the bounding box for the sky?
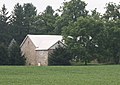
[0,0,119,14]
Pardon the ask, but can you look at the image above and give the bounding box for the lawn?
[0,65,120,85]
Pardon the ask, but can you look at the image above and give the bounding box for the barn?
[20,34,64,66]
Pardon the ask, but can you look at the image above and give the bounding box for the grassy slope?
[0,65,120,85]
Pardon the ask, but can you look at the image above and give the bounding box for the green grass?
[0,65,120,85]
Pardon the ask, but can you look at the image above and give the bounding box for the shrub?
[48,46,72,65]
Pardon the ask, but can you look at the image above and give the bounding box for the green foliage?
[23,3,37,34]
[0,44,9,65]
[10,3,37,44]
[62,2,120,65]
[96,3,120,64]
[10,3,25,44]
[54,0,88,34]
[62,0,88,21]
[32,6,57,35]
[103,2,120,20]
[97,19,120,64]
[62,16,104,65]
[8,41,26,65]
[0,5,11,45]
[0,1,120,65]
[54,15,70,34]
[48,46,72,65]
[0,66,120,85]
[91,8,101,19]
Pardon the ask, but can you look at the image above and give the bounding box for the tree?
[54,15,70,35]
[97,19,120,64]
[0,4,11,45]
[8,39,26,65]
[23,3,37,34]
[91,8,101,19]
[0,43,9,65]
[10,3,37,44]
[61,0,88,21]
[96,2,120,64]
[48,46,72,65]
[10,3,25,44]
[32,6,57,35]
[54,0,88,34]
[103,2,120,20]
[62,16,104,65]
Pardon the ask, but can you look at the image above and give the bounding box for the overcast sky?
[0,0,119,14]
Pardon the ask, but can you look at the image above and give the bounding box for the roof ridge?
[21,35,63,50]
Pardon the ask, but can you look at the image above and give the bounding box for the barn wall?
[21,37,37,65]
[36,51,48,66]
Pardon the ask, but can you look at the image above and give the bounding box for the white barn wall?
[21,37,37,65]
[36,51,48,66]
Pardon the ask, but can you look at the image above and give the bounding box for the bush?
[48,46,72,65]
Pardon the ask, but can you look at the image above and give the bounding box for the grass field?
[0,65,120,85]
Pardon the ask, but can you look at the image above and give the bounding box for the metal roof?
[25,35,63,50]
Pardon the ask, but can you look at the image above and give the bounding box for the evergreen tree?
[0,4,11,45]
[10,3,25,44]
[48,46,72,65]
[10,3,37,44]
[8,40,26,65]
[23,3,37,34]
[0,43,9,65]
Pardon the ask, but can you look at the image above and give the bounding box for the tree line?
[0,0,120,65]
